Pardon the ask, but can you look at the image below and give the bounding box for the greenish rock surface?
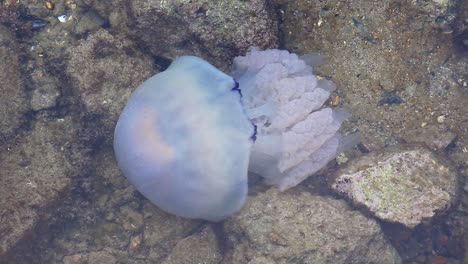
[333,145,459,228]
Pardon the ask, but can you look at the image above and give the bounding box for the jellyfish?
[114,56,255,221]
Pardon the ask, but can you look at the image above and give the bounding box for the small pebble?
[31,19,48,30]
[330,95,340,106]
[378,92,404,106]
[335,152,349,165]
[437,115,445,123]
[129,235,142,253]
[58,15,67,23]
[45,1,54,10]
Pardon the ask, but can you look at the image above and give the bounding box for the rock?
[0,141,202,262]
[66,29,154,132]
[410,0,463,33]
[30,85,59,111]
[272,0,467,159]
[444,204,468,262]
[142,202,202,262]
[62,254,87,264]
[135,0,278,64]
[94,148,129,190]
[162,226,222,264]
[0,25,28,145]
[118,203,144,231]
[427,66,461,97]
[75,10,107,35]
[1,0,465,263]
[62,250,117,264]
[87,251,116,264]
[333,145,459,228]
[30,69,61,111]
[0,117,81,255]
[402,125,457,151]
[453,1,468,47]
[224,188,401,264]
[90,0,278,69]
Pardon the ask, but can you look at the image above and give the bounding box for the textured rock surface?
[137,0,277,63]
[224,188,401,264]
[402,125,457,151]
[30,68,61,111]
[0,25,28,146]
[333,145,459,228]
[66,29,154,131]
[62,250,117,264]
[88,0,278,69]
[410,0,462,33]
[0,0,466,263]
[273,3,466,260]
[141,202,202,262]
[162,226,222,264]
[0,117,81,255]
[274,0,467,164]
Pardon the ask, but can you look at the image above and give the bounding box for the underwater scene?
[0,0,467,263]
